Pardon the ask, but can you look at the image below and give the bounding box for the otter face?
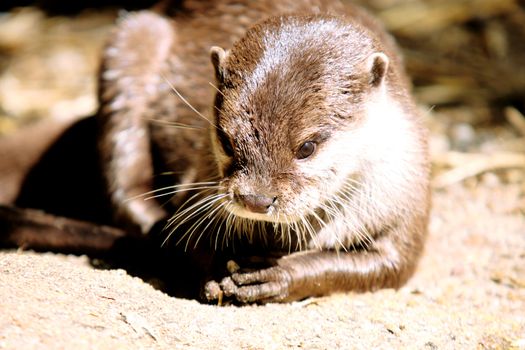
[209,16,390,224]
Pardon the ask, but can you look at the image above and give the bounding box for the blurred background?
[0,0,524,191]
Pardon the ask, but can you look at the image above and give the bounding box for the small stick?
[505,107,525,136]
[432,151,525,188]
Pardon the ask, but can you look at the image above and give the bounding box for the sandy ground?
[1,182,524,349]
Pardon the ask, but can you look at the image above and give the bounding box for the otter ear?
[210,46,228,82]
[366,52,389,88]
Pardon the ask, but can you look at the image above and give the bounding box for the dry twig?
[432,151,525,188]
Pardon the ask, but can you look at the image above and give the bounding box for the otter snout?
[235,193,276,214]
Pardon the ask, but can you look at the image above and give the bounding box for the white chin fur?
[311,89,422,248]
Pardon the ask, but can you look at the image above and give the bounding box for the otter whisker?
[143,117,205,130]
[236,215,247,241]
[211,204,229,250]
[203,201,230,248]
[329,185,376,249]
[186,198,229,250]
[166,187,221,221]
[144,185,221,201]
[317,202,350,252]
[223,204,236,249]
[162,75,218,130]
[125,181,219,201]
[288,218,295,253]
[296,217,308,251]
[312,209,349,252]
[213,201,229,250]
[302,216,314,248]
[245,217,254,243]
[163,192,225,245]
[282,215,293,253]
[173,192,225,227]
[302,213,322,250]
[276,214,284,248]
[208,81,225,97]
[275,213,285,249]
[165,192,211,228]
[258,220,268,246]
[166,193,226,247]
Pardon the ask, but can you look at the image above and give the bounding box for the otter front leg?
[205,234,421,303]
[98,11,176,234]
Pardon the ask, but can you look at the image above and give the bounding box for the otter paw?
[218,265,293,303]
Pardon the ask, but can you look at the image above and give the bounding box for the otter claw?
[226,260,240,274]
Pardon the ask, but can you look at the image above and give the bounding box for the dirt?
[0,5,524,350]
[0,182,523,349]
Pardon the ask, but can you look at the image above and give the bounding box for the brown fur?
[203,12,429,302]
[1,0,430,304]
[97,0,429,303]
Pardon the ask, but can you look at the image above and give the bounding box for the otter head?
[209,15,391,225]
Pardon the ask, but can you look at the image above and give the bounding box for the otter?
[1,0,430,304]
[97,0,430,303]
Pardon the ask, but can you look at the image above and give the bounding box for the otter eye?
[217,128,234,157]
[296,141,316,160]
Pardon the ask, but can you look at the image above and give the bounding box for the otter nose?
[237,194,276,214]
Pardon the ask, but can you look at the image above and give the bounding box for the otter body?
[98,0,430,303]
[0,0,429,304]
